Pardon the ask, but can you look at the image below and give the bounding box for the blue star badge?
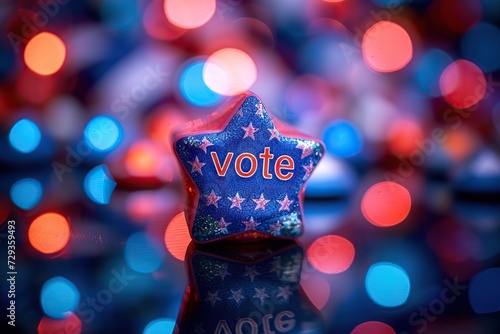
[174,92,324,243]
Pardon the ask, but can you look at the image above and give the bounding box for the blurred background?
[1,0,500,333]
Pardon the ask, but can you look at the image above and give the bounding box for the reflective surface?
[176,241,324,333]
[1,0,500,333]
[2,174,500,333]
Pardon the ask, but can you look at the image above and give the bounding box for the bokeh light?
[164,212,192,261]
[305,154,357,198]
[9,118,41,153]
[143,0,186,40]
[442,128,477,162]
[84,115,123,152]
[387,118,424,156]
[28,213,70,254]
[45,96,86,141]
[143,318,176,334]
[40,277,80,319]
[323,120,363,158]
[469,268,500,314]
[180,60,222,106]
[124,232,165,273]
[416,48,453,96]
[361,182,411,227]
[351,321,396,334]
[365,262,410,307]
[300,275,331,310]
[461,23,500,72]
[439,59,486,109]
[24,32,66,76]
[10,178,42,210]
[38,313,82,334]
[307,235,355,274]
[203,48,257,96]
[362,21,413,73]
[164,0,216,29]
[125,140,163,177]
[84,165,116,205]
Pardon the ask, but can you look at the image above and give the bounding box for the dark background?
[1,0,500,333]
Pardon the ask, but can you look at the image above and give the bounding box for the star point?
[296,140,314,159]
[270,257,282,276]
[276,286,293,301]
[198,137,214,153]
[244,266,261,282]
[303,160,314,180]
[253,288,269,304]
[188,156,205,175]
[217,217,231,234]
[241,122,259,140]
[268,127,281,141]
[228,192,245,210]
[270,221,283,236]
[228,289,245,305]
[217,263,231,280]
[255,103,265,118]
[252,193,270,211]
[242,216,260,230]
[204,190,221,208]
[277,194,293,212]
[206,291,222,307]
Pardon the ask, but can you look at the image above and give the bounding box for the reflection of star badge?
[174,92,324,243]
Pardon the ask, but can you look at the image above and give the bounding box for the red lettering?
[211,149,295,180]
[262,314,275,334]
[259,147,274,179]
[235,153,257,178]
[275,155,294,180]
[211,152,234,176]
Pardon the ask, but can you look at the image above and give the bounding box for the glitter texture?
[174,92,324,243]
[176,242,324,333]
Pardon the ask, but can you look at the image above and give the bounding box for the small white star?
[237,108,244,116]
[193,322,206,334]
[255,103,265,118]
[270,221,283,236]
[276,286,293,301]
[204,190,221,208]
[206,291,222,307]
[296,140,314,159]
[241,122,258,140]
[270,257,282,276]
[228,289,245,305]
[244,266,261,282]
[228,192,245,210]
[252,193,270,210]
[218,263,231,280]
[217,217,231,234]
[277,194,293,212]
[253,288,269,304]
[188,156,205,175]
[268,127,281,141]
[198,137,214,153]
[242,216,261,231]
[303,160,314,180]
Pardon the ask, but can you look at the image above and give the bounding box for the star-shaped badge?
[173,92,324,243]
